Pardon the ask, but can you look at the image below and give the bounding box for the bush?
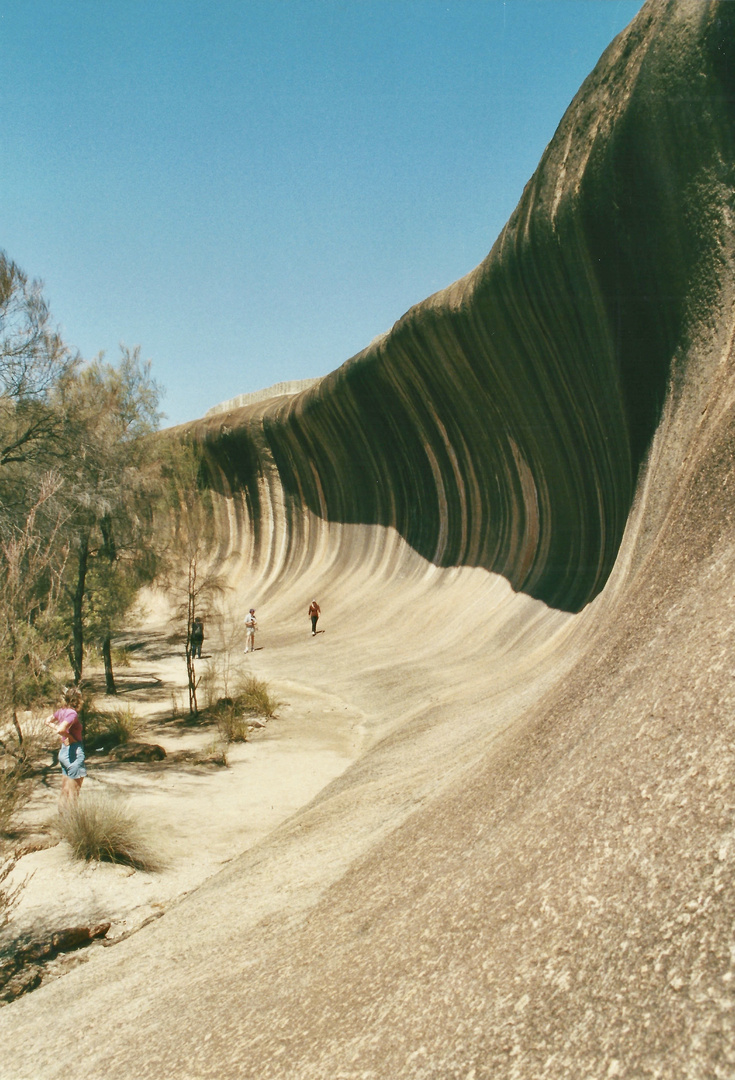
[13,715,56,778]
[233,675,281,719]
[0,848,27,933]
[83,704,143,751]
[214,703,250,744]
[57,793,160,871]
[0,766,29,838]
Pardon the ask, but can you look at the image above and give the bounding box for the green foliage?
[57,793,160,871]
[110,645,132,669]
[0,250,76,490]
[56,345,164,685]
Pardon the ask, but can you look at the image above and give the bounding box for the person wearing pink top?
[45,686,86,807]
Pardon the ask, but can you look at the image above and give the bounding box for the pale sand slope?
[5,614,368,946]
[4,323,730,1079]
[0,530,584,1077]
[3,2,735,1075]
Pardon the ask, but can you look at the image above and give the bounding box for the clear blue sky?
[0,0,643,426]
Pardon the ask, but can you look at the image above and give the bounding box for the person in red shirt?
[46,686,86,807]
[308,599,321,636]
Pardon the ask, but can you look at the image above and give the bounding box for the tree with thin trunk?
[0,251,76,483]
[161,440,223,718]
[0,474,68,756]
[57,346,162,686]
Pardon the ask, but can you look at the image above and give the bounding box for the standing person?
[190,617,204,659]
[45,686,86,808]
[244,608,258,653]
[308,599,321,636]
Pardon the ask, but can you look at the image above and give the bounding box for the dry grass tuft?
[233,675,282,719]
[206,675,281,745]
[57,793,161,871]
[0,848,28,932]
[214,704,250,744]
[84,705,144,751]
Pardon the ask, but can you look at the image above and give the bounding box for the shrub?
[233,675,281,719]
[83,704,143,751]
[0,848,28,933]
[199,661,221,713]
[57,793,160,871]
[13,715,56,778]
[0,766,29,838]
[214,703,250,744]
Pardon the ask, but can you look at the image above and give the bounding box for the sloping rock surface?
[3,2,735,1077]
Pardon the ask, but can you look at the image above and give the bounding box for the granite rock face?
[3,2,735,1078]
[182,0,734,613]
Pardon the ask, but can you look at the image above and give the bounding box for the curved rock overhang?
[177,0,735,613]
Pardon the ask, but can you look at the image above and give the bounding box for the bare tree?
[162,440,223,717]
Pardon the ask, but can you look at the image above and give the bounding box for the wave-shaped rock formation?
[174,0,731,614]
[4,1,735,1077]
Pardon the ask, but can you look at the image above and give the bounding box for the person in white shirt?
[244,608,257,653]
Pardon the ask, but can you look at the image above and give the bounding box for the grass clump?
[233,675,281,719]
[213,703,250,744]
[207,675,281,745]
[84,704,143,751]
[57,793,160,871]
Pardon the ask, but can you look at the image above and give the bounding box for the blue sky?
[0,0,643,426]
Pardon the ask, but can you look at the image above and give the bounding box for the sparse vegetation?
[213,701,250,744]
[207,674,281,745]
[110,645,132,669]
[200,739,228,767]
[170,690,184,721]
[0,765,29,837]
[11,714,56,778]
[57,792,160,871]
[83,704,143,751]
[234,674,281,719]
[0,848,27,932]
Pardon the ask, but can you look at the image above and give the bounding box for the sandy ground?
[4,623,368,947]
[4,544,574,957]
